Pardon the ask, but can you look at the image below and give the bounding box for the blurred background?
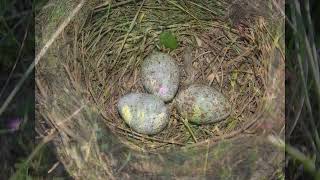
[285,0,320,179]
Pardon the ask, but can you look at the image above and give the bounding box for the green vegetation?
[0,0,69,179]
[285,0,320,179]
[159,31,178,50]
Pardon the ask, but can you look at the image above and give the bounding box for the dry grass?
[69,0,273,151]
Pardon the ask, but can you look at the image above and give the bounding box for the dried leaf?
[195,36,203,47]
[207,73,215,82]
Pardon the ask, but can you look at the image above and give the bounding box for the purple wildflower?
[7,117,22,132]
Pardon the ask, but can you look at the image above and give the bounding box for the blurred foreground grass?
[0,0,70,179]
[285,0,320,179]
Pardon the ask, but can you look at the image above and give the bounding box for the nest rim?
[75,1,278,152]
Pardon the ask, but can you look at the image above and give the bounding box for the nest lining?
[77,0,268,151]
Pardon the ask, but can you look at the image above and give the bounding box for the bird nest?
[36,0,285,179]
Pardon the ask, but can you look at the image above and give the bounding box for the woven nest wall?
[36,0,285,179]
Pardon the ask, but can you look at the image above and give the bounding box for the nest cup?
[36,0,285,179]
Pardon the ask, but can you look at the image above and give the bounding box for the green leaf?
[159,31,178,50]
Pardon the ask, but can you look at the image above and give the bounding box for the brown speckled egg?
[176,84,231,124]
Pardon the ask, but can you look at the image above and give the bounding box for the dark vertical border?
[0,0,70,179]
[285,0,320,179]
[0,0,35,178]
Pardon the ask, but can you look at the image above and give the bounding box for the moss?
[219,166,233,179]
[211,141,232,159]
[191,104,202,123]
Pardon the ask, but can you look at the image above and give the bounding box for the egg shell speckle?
[176,84,231,124]
[141,52,180,102]
[117,93,169,135]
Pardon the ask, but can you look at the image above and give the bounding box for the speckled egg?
[141,51,180,102]
[117,93,169,135]
[176,84,231,124]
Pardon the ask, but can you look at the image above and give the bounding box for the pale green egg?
[141,51,180,102]
[117,93,169,135]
